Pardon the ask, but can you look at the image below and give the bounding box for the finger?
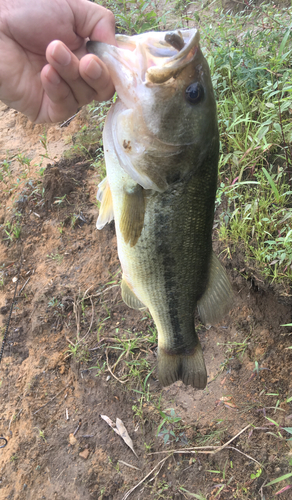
[79,54,115,102]
[38,64,79,123]
[46,40,97,105]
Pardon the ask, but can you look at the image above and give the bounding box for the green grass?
[95,1,292,285]
[199,3,292,283]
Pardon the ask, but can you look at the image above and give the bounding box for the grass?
[96,0,292,285]
[200,3,292,283]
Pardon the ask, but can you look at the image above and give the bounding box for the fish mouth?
[87,28,200,90]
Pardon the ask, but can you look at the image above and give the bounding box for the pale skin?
[0,0,116,123]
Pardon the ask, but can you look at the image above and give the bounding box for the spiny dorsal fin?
[197,251,233,326]
[121,278,147,310]
[120,182,145,247]
[96,178,114,229]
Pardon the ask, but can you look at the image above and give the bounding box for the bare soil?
[0,101,292,500]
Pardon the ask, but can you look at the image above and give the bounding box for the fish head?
[87,29,218,191]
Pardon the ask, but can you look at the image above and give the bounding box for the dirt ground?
[0,98,292,500]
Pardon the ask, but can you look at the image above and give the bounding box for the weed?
[2,221,21,242]
[179,488,207,500]
[66,342,90,362]
[48,297,61,308]
[156,407,183,445]
[58,222,65,234]
[101,0,170,34]
[53,194,68,206]
[47,253,63,264]
[35,428,46,442]
[250,468,262,480]
[10,455,18,462]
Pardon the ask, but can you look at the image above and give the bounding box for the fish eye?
[185,82,204,104]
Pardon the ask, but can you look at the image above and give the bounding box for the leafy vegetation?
[96,0,292,285]
[201,3,292,283]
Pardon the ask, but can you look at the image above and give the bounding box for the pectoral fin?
[120,182,145,247]
[197,252,233,325]
[121,278,147,310]
[96,178,114,229]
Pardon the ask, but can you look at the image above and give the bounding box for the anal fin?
[120,182,145,247]
[197,251,233,325]
[96,177,114,229]
[121,278,147,310]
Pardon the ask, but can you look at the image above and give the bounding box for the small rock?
[69,433,78,446]
[79,449,90,460]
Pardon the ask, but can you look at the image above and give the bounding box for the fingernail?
[84,58,102,80]
[51,43,71,66]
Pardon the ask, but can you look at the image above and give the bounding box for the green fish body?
[87,29,232,388]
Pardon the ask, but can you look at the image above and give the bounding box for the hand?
[0,0,116,123]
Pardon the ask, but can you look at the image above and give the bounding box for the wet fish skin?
[87,29,232,389]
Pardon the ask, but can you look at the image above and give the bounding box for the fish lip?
[86,28,201,86]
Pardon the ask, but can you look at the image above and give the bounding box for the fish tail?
[158,343,207,389]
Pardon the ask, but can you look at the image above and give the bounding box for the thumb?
[69,0,116,45]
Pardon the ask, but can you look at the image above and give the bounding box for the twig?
[73,419,82,437]
[118,460,141,471]
[106,349,129,384]
[121,456,169,500]
[33,385,70,414]
[259,479,268,500]
[121,425,260,500]
[17,277,30,296]
[150,424,252,456]
[214,424,251,454]
[78,295,94,343]
[73,294,81,340]
[60,111,80,128]
[225,446,261,466]
[56,468,66,480]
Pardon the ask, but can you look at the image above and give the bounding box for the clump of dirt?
[0,104,292,500]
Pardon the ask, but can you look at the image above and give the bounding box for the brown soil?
[0,101,292,500]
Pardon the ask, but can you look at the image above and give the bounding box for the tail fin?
[158,343,207,389]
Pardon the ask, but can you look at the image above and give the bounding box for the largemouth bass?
[87,29,232,389]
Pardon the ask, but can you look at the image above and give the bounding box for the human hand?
[0,0,116,123]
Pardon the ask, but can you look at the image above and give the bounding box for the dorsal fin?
[197,251,233,325]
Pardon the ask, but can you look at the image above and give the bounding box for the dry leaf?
[100,414,118,433]
[100,414,138,458]
[116,418,138,458]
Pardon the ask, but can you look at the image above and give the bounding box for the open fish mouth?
[87,28,200,91]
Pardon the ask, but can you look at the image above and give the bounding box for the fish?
[87,29,232,389]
